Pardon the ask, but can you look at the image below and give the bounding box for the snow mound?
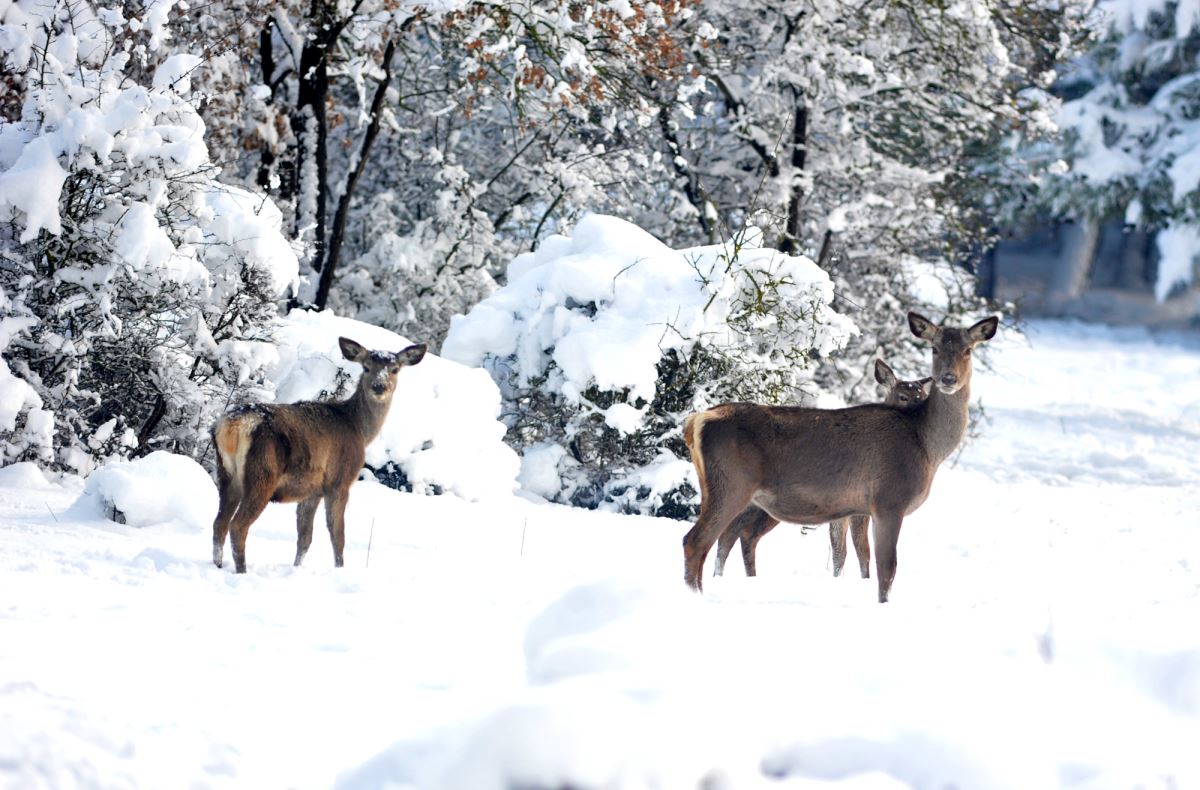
[68,451,216,531]
[272,310,518,501]
[0,461,51,489]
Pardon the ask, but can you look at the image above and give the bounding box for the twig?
[45,503,58,523]
[365,517,376,568]
[520,518,527,556]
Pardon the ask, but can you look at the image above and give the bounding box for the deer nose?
[939,373,957,388]
[372,383,387,395]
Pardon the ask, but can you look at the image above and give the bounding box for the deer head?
[907,313,998,395]
[873,358,932,409]
[339,337,427,403]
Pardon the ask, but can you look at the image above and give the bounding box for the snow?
[2,319,1198,788]
[272,310,519,501]
[1153,222,1199,301]
[0,137,67,243]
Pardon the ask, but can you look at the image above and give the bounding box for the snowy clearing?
[1,319,1199,789]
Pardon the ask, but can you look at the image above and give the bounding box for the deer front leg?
[325,489,351,568]
[871,511,903,603]
[294,495,321,567]
[850,515,871,579]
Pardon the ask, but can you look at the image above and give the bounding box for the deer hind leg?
[737,507,778,577]
[211,465,239,569]
[324,488,351,568]
[830,518,850,577]
[871,511,904,603]
[226,467,275,574]
[850,515,871,579]
[714,506,752,577]
[714,506,774,577]
[683,488,752,592]
[294,494,321,567]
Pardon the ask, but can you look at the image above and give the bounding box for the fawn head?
[873,359,932,408]
[907,313,998,395]
[339,337,428,402]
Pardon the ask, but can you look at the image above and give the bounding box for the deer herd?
[209,311,997,604]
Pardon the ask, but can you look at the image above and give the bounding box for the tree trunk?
[779,102,807,255]
[315,39,397,310]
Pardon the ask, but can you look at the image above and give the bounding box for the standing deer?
[710,358,932,579]
[682,312,997,602]
[211,337,427,573]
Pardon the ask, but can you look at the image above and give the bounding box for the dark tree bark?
[658,106,715,243]
[779,101,807,256]
[315,39,397,310]
[256,21,277,191]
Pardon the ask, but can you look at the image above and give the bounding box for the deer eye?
[931,348,939,355]
[965,348,971,356]
[898,395,908,403]
[389,364,400,373]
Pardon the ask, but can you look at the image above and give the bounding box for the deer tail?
[213,411,262,492]
[683,407,727,503]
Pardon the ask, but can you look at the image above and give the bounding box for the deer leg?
[294,495,321,567]
[713,521,738,578]
[324,489,350,568]
[850,515,871,579]
[738,508,778,577]
[211,467,238,569]
[227,485,272,575]
[872,511,903,603]
[683,491,752,592]
[830,518,849,577]
[714,506,754,577]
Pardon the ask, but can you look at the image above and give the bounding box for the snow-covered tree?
[0,2,297,473]
[1031,0,1200,300]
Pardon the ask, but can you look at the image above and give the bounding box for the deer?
[682,312,997,602]
[710,358,932,580]
[211,337,427,573]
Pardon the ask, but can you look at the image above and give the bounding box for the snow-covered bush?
[271,310,518,502]
[68,451,217,531]
[442,215,856,517]
[0,4,297,473]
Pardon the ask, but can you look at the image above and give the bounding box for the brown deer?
[711,358,932,580]
[682,312,997,602]
[211,337,427,573]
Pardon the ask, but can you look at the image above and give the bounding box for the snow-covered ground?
[2,320,1198,789]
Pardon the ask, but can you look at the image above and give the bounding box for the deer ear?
[874,359,897,387]
[907,312,939,341]
[339,337,369,363]
[967,316,999,345]
[397,343,427,366]
[917,377,934,397]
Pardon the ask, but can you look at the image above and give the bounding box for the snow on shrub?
[0,5,296,473]
[271,310,518,501]
[442,214,857,516]
[68,451,217,532]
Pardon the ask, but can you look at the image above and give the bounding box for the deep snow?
[1,320,1199,789]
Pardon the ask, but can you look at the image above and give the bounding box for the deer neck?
[346,385,392,442]
[916,378,970,466]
